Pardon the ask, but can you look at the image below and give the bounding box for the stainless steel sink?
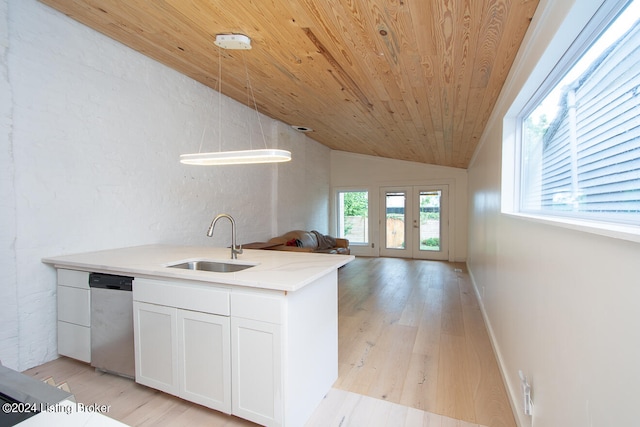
[167,260,255,273]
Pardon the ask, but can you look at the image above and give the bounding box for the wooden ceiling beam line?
[302,27,374,111]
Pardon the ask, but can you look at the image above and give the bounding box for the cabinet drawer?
[57,269,90,289]
[57,285,90,326]
[133,278,230,316]
[58,321,90,362]
[231,292,284,324]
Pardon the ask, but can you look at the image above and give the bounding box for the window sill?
[502,211,640,244]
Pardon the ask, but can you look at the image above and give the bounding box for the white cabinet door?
[231,317,282,427]
[134,301,232,413]
[133,301,178,396]
[178,309,231,414]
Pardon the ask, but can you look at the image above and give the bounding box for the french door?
[379,186,449,260]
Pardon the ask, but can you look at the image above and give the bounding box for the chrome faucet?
[207,213,243,259]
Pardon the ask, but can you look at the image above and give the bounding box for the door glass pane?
[337,191,368,244]
[385,192,406,249]
[419,190,441,251]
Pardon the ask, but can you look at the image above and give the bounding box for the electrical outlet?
[519,370,533,416]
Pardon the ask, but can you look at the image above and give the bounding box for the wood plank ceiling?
[39,0,539,169]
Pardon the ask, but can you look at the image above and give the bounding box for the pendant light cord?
[218,45,222,152]
[242,52,268,149]
[195,46,223,155]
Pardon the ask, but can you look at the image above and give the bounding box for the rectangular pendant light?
[180,149,291,165]
[180,34,292,166]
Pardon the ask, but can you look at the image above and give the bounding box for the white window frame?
[333,187,371,247]
[501,0,640,243]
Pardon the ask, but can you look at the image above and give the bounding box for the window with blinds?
[520,0,639,225]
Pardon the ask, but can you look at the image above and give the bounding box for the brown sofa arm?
[335,238,349,248]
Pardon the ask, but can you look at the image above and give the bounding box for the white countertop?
[42,244,354,292]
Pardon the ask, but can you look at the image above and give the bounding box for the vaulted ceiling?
[39,0,539,169]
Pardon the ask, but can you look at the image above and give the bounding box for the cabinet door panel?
[133,301,178,395]
[178,310,231,413]
[232,317,282,426]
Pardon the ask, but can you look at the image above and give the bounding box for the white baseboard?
[465,262,525,427]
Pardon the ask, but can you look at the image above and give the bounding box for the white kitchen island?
[43,245,354,427]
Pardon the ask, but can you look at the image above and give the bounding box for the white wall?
[0,0,19,371]
[331,151,468,261]
[0,0,330,371]
[468,1,640,426]
[276,122,331,233]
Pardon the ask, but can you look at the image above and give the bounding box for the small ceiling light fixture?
[180,34,291,166]
[291,125,313,133]
[214,33,252,50]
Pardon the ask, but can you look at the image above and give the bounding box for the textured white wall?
[1,0,329,371]
[467,1,640,426]
[276,121,331,233]
[0,0,19,370]
[330,151,468,261]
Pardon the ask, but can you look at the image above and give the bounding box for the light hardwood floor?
[23,257,514,426]
[333,257,515,427]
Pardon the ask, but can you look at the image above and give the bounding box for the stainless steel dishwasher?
[89,272,135,379]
